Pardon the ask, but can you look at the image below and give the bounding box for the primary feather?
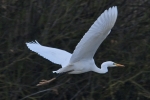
[26,41,72,67]
[70,6,118,63]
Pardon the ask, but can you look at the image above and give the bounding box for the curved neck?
[92,64,108,74]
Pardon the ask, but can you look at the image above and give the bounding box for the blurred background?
[0,0,150,100]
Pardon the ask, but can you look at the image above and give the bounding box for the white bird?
[26,6,124,86]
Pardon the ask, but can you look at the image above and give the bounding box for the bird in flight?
[26,6,124,86]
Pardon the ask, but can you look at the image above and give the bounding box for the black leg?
[55,70,73,78]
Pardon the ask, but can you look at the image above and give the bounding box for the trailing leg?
[36,70,73,86]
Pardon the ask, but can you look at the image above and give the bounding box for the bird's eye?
[113,63,116,65]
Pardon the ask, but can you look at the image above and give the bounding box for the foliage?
[0,0,150,100]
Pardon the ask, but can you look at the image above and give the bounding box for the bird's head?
[102,61,125,68]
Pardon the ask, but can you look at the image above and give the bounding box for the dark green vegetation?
[1,0,150,100]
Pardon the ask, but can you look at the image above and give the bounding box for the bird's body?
[55,58,96,74]
[26,6,124,86]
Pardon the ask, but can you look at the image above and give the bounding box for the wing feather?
[70,6,118,63]
[26,41,72,67]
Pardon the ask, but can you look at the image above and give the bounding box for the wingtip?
[112,6,117,9]
[25,40,40,45]
[108,6,117,11]
[35,40,40,44]
[111,6,117,10]
[26,41,31,44]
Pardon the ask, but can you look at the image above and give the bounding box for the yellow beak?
[115,63,125,67]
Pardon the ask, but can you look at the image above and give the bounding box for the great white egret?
[26,6,124,86]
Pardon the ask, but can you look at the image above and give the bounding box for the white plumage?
[70,6,117,63]
[26,6,124,77]
[26,40,72,67]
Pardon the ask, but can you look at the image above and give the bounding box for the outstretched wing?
[70,6,118,63]
[26,41,72,67]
